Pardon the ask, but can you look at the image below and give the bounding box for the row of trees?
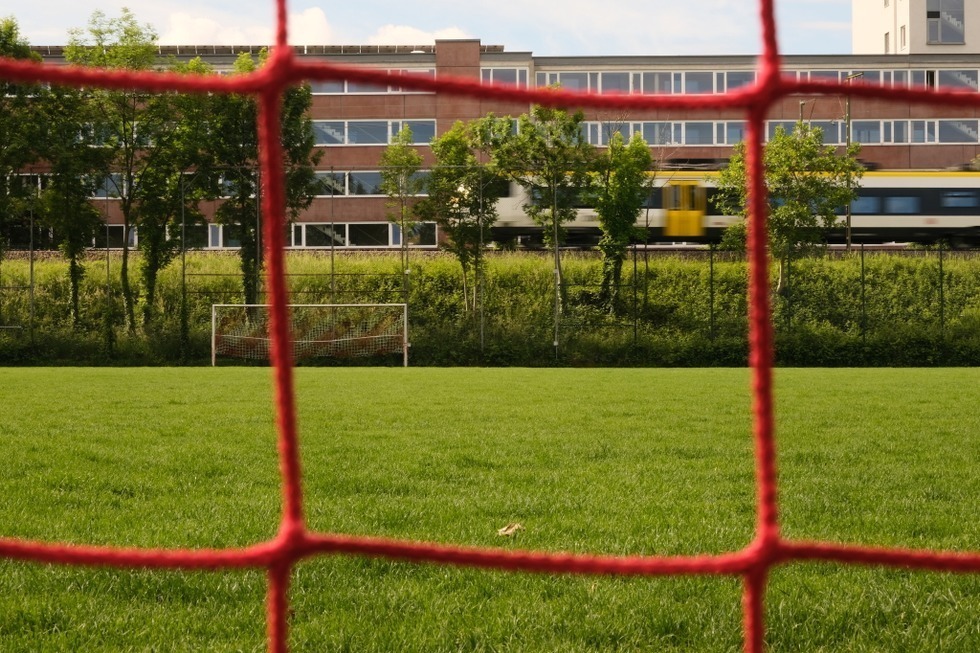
[381,106,655,314]
[381,105,864,315]
[0,12,320,334]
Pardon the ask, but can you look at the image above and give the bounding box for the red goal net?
[1,1,979,651]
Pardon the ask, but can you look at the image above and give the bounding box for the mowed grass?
[0,367,977,652]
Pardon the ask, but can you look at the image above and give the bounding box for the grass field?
[0,367,978,652]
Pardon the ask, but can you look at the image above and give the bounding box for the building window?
[901,25,907,49]
[936,70,979,91]
[641,72,673,94]
[313,120,436,146]
[852,120,882,144]
[684,122,715,144]
[481,68,529,87]
[927,0,965,44]
[348,172,384,195]
[310,69,434,94]
[682,72,714,94]
[938,119,979,143]
[599,72,631,94]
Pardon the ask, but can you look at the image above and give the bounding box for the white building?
[853,0,976,55]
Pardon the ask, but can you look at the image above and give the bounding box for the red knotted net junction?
[2,1,979,651]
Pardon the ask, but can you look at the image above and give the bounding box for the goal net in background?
[211,303,408,366]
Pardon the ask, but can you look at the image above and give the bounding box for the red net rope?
[2,1,980,651]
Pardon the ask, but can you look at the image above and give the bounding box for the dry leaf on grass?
[497,522,524,536]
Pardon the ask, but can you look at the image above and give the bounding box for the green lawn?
[0,368,978,651]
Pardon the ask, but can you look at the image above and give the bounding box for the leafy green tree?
[473,105,595,310]
[380,125,425,283]
[205,50,321,305]
[65,9,164,333]
[714,122,863,294]
[587,131,652,310]
[38,181,103,327]
[0,17,42,260]
[415,121,501,312]
[132,58,214,328]
[36,84,107,327]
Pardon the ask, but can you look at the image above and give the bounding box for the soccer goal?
[211,303,409,366]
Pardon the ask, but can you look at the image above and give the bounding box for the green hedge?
[0,249,978,366]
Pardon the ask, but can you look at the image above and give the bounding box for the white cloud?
[288,8,334,45]
[156,7,332,45]
[158,12,273,45]
[366,24,472,46]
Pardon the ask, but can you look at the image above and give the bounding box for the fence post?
[709,243,716,340]
[938,244,945,337]
[785,255,792,330]
[860,243,866,346]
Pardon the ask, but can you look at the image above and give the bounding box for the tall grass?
[1,249,979,365]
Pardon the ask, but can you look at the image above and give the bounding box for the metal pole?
[938,243,945,337]
[845,72,863,254]
[860,243,867,345]
[402,303,409,367]
[29,204,35,346]
[478,167,485,354]
[255,167,261,302]
[180,177,188,362]
[632,244,638,346]
[552,176,560,361]
[709,243,716,340]
[105,195,111,354]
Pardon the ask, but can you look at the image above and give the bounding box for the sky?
[9,0,852,56]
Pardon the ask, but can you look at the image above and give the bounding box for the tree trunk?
[141,263,158,329]
[68,256,83,328]
[776,257,789,297]
[120,221,136,334]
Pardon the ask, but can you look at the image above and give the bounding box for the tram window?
[884,196,921,214]
[941,191,979,208]
[851,196,881,214]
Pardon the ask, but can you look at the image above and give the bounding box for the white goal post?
[211,303,409,366]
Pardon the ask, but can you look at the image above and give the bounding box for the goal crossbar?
[211,303,409,366]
